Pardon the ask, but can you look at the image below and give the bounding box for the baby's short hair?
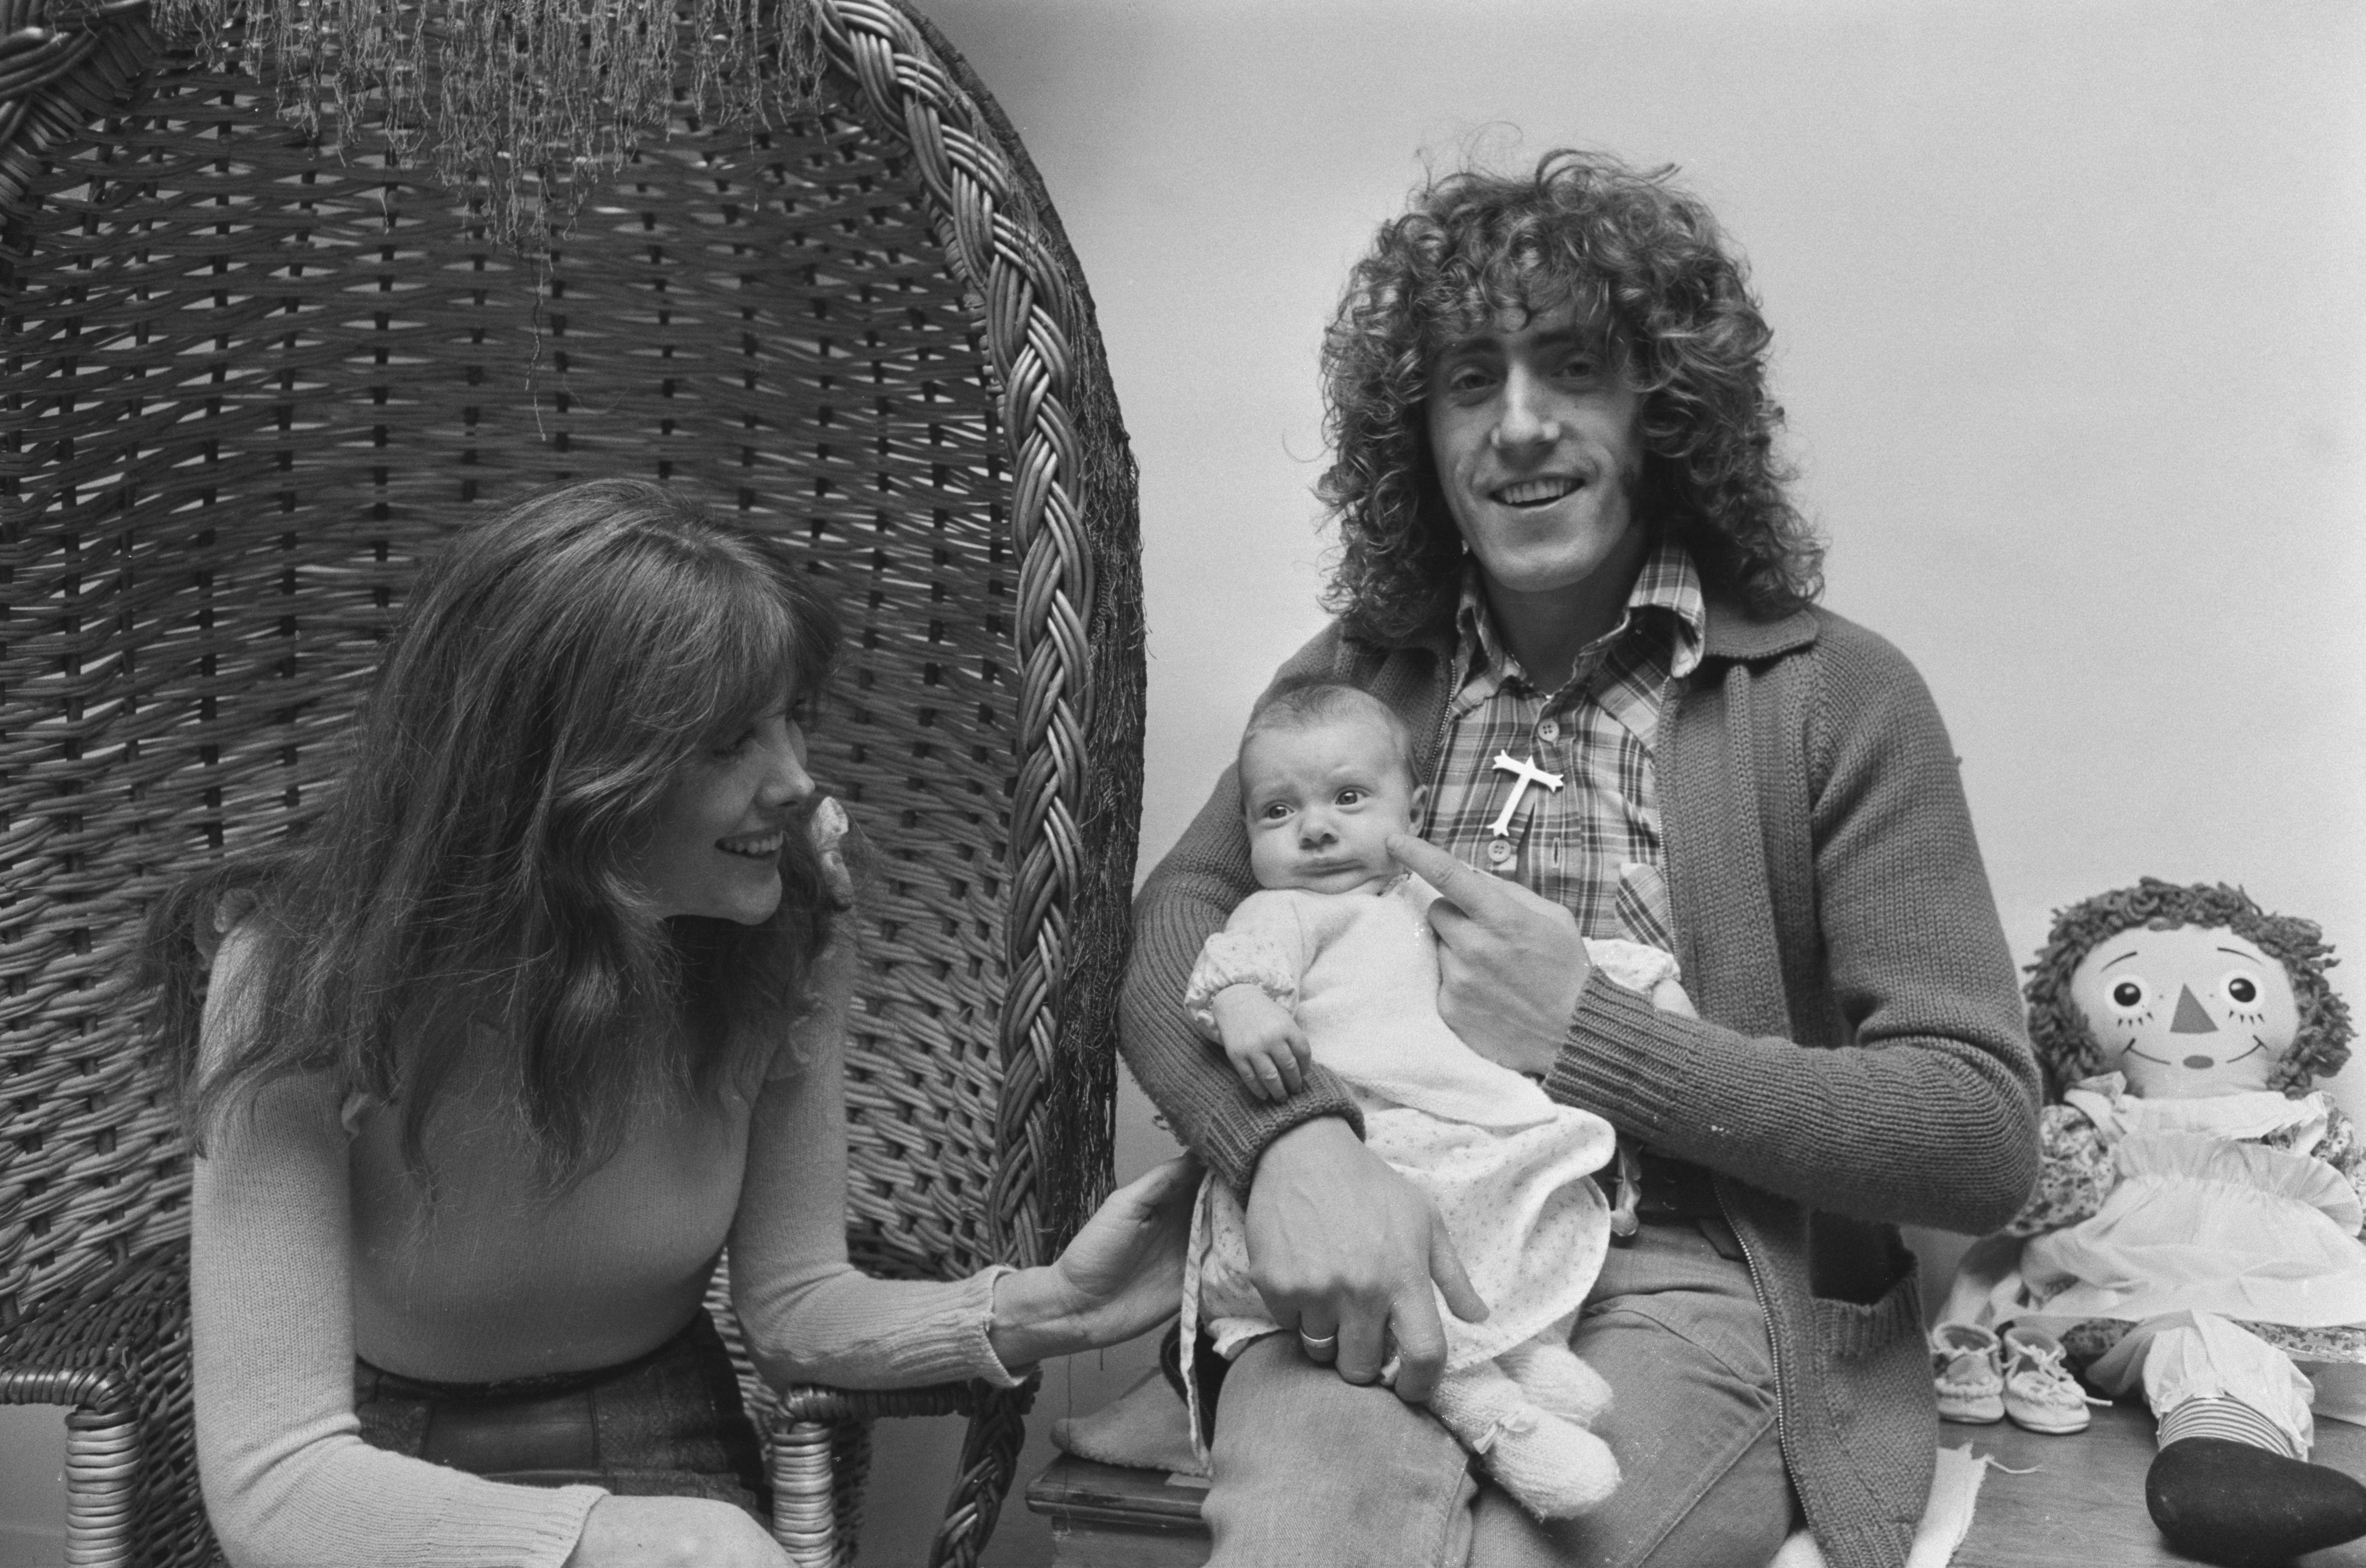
[1240,681,1417,778]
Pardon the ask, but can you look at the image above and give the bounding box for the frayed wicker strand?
[146,0,827,249]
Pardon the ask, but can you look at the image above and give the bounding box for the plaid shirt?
[1420,543,1705,950]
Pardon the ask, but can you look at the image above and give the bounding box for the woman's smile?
[632,705,814,923]
[717,829,787,859]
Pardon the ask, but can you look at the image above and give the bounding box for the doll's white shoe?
[2001,1325,2097,1434]
[1930,1321,2004,1424]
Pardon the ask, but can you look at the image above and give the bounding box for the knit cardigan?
[1119,599,2042,1568]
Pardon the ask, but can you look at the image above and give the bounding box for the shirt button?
[1537,720,1560,743]
[1486,839,1516,866]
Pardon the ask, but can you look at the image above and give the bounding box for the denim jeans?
[1202,1218,1794,1568]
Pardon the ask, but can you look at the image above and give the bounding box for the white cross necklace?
[1487,750,1566,837]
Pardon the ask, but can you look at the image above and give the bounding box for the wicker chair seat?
[0,2,1142,1563]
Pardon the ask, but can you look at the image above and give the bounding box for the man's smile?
[1491,476,1583,507]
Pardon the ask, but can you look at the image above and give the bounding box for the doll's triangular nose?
[2169,986,2218,1034]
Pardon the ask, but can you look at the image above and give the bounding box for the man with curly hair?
[1120,149,2042,1568]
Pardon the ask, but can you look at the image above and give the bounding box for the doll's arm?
[2314,1105,2366,1234]
[1999,1102,2117,1238]
[2249,1104,2366,1233]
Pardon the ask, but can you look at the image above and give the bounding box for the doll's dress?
[2019,1079,2366,1329]
[1949,1073,2366,1426]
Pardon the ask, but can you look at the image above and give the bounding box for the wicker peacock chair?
[0,1,1143,1564]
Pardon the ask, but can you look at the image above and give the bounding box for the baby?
[1181,682,1695,1520]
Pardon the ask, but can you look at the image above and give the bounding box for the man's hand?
[1245,1117,1487,1403]
[1211,985,1312,1102]
[1389,834,1590,1079]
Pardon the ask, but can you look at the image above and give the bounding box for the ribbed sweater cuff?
[1208,1084,1367,1196]
[377,1482,604,1568]
[971,1265,1027,1387]
[1544,971,1694,1142]
[487,1486,607,1568]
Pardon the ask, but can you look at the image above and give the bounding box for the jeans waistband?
[357,1310,708,1405]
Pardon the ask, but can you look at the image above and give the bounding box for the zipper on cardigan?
[1714,1178,1794,1510]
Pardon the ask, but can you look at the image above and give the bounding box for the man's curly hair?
[2024,878,2354,1100]
[1319,149,1824,643]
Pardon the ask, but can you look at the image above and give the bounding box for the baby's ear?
[1410,783,1430,817]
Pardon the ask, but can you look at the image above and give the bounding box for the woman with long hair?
[151,479,1192,1568]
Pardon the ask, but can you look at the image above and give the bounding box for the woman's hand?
[564,1495,790,1568]
[988,1155,1201,1367]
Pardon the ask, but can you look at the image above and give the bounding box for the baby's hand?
[1581,936,1698,1020]
[1648,975,1698,1020]
[1210,985,1312,1103]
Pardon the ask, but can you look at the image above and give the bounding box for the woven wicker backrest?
[0,0,1141,1334]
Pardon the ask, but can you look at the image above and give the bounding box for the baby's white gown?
[1180,875,1672,1389]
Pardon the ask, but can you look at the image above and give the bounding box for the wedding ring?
[1298,1328,1339,1361]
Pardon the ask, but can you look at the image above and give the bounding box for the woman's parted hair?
[144,479,846,1191]
[1320,148,1824,643]
[2023,878,2354,1100]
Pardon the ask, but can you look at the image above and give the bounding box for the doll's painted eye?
[2109,978,2147,1011]
[2222,971,2261,1007]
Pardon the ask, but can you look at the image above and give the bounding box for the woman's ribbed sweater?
[192,935,1020,1568]
[1119,600,2042,1568]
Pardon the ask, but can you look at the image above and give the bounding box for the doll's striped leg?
[2095,1312,2366,1566]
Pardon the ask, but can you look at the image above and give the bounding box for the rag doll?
[1946,878,2363,1568]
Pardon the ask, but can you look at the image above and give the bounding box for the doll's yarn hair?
[2024,877,2354,1100]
